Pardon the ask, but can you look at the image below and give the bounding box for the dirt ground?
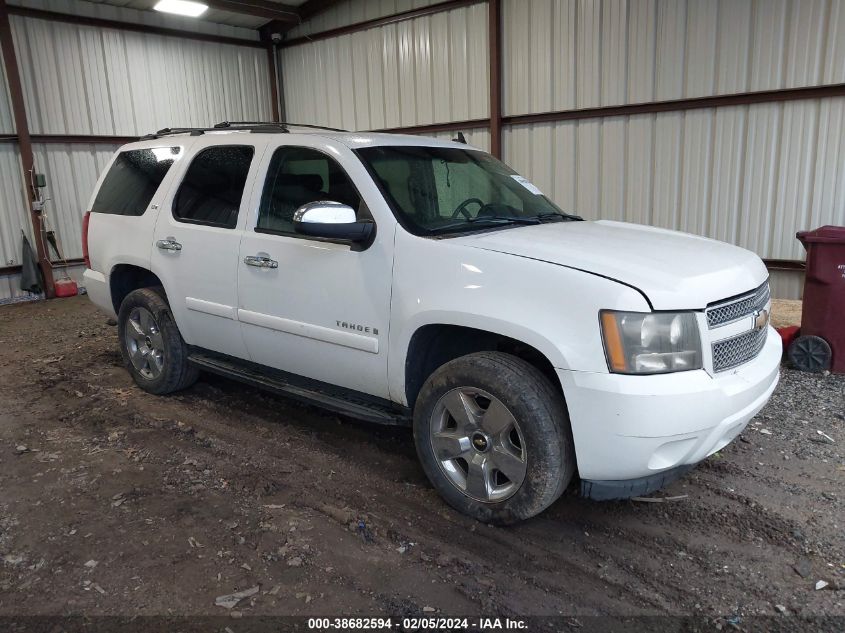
[0,296,842,622]
[770,299,803,329]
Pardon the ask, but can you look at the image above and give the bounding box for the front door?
[151,139,262,359]
[237,142,393,399]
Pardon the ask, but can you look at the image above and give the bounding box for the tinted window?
[173,145,254,229]
[91,148,179,216]
[257,146,361,234]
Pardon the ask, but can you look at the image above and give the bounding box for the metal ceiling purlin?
[280,0,487,47]
[0,0,54,297]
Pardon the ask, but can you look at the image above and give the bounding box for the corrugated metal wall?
[11,14,272,135]
[423,128,492,153]
[0,47,12,133]
[14,0,261,39]
[282,0,843,298]
[499,0,845,298]
[281,2,488,130]
[32,142,122,260]
[0,145,29,263]
[0,0,275,300]
[286,0,441,39]
[503,96,845,260]
[503,0,845,115]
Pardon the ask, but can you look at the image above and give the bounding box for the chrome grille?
[712,326,768,372]
[706,282,770,329]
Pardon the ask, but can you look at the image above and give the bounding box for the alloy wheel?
[429,387,527,502]
[124,306,165,380]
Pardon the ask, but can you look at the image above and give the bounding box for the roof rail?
[215,121,349,132]
[139,121,349,140]
[140,123,289,140]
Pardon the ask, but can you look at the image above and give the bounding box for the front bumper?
[557,326,781,485]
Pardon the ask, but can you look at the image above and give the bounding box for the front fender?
[387,230,650,405]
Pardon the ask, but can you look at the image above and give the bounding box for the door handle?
[156,238,182,252]
[244,255,278,269]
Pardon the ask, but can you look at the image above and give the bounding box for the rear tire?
[117,287,199,395]
[413,352,575,525]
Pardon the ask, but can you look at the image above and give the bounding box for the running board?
[187,351,411,426]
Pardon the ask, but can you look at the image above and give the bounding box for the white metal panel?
[0,47,13,134]
[502,96,845,300]
[503,0,845,116]
[769,270,804,301]
[286,0,439,39]
[0,263,87,303]
[0,143,31,269]
[13,0,262,38]
[684,0,718,96]
[281,3,488,130]
[825,0,845,83]
[31,142,121,261]
[419,128,491,153]
[11,14,272,135]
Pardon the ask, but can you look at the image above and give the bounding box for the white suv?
[82,122,781,524]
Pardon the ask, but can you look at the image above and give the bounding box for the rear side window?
[173,145,254,229]
[91,148,179,216]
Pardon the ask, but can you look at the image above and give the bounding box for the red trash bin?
[788,225,845,373]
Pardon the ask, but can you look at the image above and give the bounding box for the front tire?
[117,287,198,395]
[413,352,575,524]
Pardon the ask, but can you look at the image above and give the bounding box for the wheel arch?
[403,321,565,410]
[109,264,166,314]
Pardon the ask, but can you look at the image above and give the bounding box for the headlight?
[600,311,702,374]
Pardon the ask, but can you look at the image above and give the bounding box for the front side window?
[91,147,179,216]
[356,146,578,236]
[256,146,362,234]
[173,145,254,229]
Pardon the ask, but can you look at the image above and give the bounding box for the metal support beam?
[0,0,54,298]
[503,84,845,126]
[375,119,489,135]
[296,0,346,23]
[267,44,280,122]
[281,0,485,47]
[488,0,502,158]
[764,259,806,272]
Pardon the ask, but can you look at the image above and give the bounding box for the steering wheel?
[451,198,485,220]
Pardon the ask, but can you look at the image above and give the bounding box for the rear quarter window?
[91,148,179,216]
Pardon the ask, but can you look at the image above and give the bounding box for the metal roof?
[32,0,310,30]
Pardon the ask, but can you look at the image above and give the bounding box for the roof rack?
[139,121,348,140]
[215,121,349,132]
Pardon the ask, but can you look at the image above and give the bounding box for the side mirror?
[293,201,374,243]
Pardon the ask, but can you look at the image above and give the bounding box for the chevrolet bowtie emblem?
[753,308,769,331]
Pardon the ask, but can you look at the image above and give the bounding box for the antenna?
[452,131,467,144]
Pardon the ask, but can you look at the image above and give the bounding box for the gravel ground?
[0,296,842,625]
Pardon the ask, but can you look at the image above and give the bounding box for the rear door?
[151,137,265,359]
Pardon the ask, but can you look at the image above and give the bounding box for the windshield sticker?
[511,175,544,196]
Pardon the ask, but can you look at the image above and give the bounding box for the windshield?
[356,146,580,235]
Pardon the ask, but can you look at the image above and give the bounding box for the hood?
[454,220,768,309]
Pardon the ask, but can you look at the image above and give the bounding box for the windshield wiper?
[535,211,583,222]
[428,216,540,234]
